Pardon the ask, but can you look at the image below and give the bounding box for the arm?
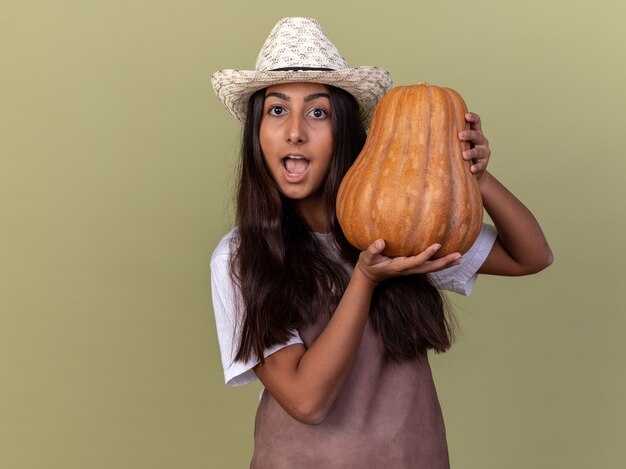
[254,240,461,425]
[459,113,553,276]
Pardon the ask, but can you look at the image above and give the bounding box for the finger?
[458,129,487,145]
[465,112,483,132]
[462,147,483,161]
[469,162,484,174]
[362,239,386,262]
[466,149,489,164]
[369,239,385,254]
[414,243,442,263]
[465,154,487,173]
[384,244,442,271]
[406,252,462,274]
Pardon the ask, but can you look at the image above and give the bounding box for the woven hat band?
[271,67,334,72]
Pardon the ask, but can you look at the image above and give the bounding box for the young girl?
[210,17,552,469]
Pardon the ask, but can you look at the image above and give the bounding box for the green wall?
[2,0,624,467]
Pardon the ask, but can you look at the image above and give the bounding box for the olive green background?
[1,0,624,467]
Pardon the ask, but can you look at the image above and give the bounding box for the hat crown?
[255,17,349,71]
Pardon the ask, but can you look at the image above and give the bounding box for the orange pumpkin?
[336,83,483,258]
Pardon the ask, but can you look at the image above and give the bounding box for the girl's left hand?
[458,112,490,179]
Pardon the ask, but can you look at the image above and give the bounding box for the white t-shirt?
[210,224,497,387]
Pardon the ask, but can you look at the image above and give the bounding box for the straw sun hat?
[211,17,392,127]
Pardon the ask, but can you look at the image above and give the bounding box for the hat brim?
[211,67,392,127]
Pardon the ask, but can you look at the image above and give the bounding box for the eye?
[268,105,286,116]
[308,107,328,119]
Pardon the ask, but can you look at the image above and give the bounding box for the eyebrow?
[265,91,331,102]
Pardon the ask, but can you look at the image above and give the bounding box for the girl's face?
[259,82,333,208]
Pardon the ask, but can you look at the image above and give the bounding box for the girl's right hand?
[356,239,462,285]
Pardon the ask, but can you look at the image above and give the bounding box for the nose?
[286,115,307,145]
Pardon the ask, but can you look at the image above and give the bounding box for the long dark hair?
[231,85,455,363]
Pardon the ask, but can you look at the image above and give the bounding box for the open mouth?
[282,155,310,177]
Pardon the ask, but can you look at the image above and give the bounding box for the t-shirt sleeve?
[427,224,497,296]
[210,231,304,387]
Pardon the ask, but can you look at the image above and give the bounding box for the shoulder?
[210,227,239,268]
[210,227,240,293]
[428,224,497,296]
